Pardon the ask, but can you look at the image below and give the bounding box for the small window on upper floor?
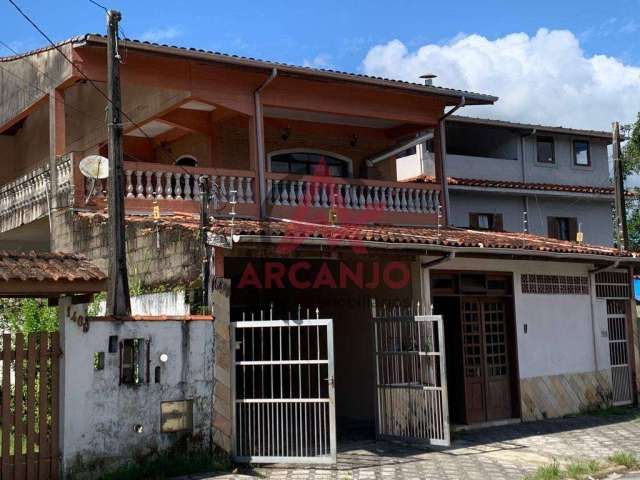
[469,213,503,231]
[536,136,555,164]
[270,151,350,178]
[573,140,590,166]
[547,216,578,241]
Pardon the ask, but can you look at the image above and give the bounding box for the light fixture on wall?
[281,127,292,141]
[350,133,359,147]
[159,353,169,363]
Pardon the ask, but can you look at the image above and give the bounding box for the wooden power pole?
[613,121,629,251]
[106,10,131,316]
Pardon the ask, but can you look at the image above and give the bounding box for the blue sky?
[2,0,639,72]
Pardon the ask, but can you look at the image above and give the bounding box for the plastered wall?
[59,297,215,476]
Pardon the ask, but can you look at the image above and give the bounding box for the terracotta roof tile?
[0,251,106,283]
[404,175,631,196]
[93,212,636,260]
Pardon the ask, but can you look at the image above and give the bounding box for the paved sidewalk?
[191,409,640,479]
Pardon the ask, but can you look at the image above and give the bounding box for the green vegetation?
[589,405,638,417]
[0,298,58,333]
[525,462,562,480]
[622,113,640,251]
[564,459,599,478]
[526,452,640,480]
[95,451,232,480]
[608,451,639,469]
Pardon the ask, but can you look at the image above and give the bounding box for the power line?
[87,0,108,12]
[5,1,197,181]
[6,0,153,143]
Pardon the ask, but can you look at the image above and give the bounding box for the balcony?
[0,156,443,231]
[0,156,73,234]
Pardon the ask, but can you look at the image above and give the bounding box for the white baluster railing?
[266,175,440,215]
[121,162,256,205]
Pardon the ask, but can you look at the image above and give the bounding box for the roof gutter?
[255,68,278,218]
[230,234,640,263]
[437,96,466,224]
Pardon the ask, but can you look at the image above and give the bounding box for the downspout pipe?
[520,128,536,223]
[421,251,455,269]
[438,97,466,225]
[366,131,434,167]
[255,68,278,218]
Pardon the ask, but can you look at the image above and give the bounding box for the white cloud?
[303,54,332,69]
[140,26,182,43]
[362,28,640,131]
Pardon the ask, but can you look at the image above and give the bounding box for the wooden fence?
[0,332,59,480]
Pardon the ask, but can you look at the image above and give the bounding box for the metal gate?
[595,271,633,405]
[231,313,336,463]
[373,306,450,446]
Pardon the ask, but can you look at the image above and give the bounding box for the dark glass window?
[469,213,503,231]
[536,136,555,164]
[548,216,577,241]
[573,140,590,166]
[270,152,349,177]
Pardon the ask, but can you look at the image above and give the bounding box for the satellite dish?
[79,155,109,204]
[79,155,109,179]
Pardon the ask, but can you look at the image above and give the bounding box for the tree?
[623,114,640,251]
[0,298,58,334]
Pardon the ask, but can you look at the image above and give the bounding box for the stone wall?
[52,211,200,289]
[520,370,612,421]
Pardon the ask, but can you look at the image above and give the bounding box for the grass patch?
[525,462,562,480]
[95,451,232,480]
[589,405,636,417]
[608,451,639,469]
[565,459,599,478]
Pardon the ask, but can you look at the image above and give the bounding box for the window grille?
[521,274,589,295]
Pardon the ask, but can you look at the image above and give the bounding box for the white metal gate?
[595,271,633,405]
[373,307,450,446]
[231,315,336,464]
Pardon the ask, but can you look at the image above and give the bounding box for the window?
[120,339,149,385]
[573,140,590,166]
[469,213,503,231]
[270,151,350,177]
[547,216,578,241]
[175,156,197,167]
[536,136,555,164]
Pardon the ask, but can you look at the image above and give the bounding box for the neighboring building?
[0,35,638,473]
[397,116,616,246]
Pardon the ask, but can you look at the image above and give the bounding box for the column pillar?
[211,247,233,453]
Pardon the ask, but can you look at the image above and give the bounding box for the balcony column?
[49,89,66,209]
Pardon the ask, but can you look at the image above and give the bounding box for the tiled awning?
[404,175,632,197]
[0,251,106,296]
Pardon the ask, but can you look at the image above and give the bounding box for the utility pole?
[613,121,628,251]
[106,10,131,316]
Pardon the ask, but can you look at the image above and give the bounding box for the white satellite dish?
[79,155,109,179]
[79,155,109,204]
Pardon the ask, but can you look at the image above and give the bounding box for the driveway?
[188,409,640,479]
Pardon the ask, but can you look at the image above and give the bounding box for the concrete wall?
[449,190,614,246]
[422,256,614,419]
[59,298,215,476]
[445,121,611,188]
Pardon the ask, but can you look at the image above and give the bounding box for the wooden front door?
[461,298,512,423]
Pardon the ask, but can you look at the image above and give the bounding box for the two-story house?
[1,34,638,470]
[397,116,615,246]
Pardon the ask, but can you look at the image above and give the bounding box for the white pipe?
[366,131,434,167]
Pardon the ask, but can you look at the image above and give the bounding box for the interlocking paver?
[192,409,640,479]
